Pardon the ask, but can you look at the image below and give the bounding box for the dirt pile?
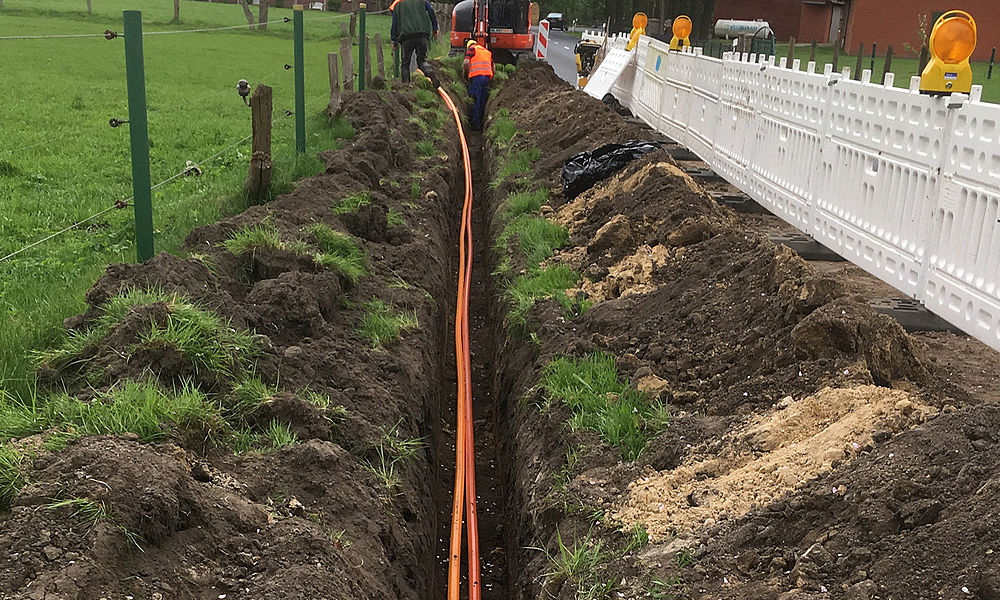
[484,61,996,600]
[1,85,461,600]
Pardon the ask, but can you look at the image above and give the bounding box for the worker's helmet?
[466,38,476,48]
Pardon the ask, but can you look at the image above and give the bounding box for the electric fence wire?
[0,8,388,41]
[2,88,336,264]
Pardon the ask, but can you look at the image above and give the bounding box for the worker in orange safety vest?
[463,38,494,130]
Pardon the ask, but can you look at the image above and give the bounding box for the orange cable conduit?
[439,86,482,600]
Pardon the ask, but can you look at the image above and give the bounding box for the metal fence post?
[293,4,305,154]
[358,2,367,91]
[123,10,154,262]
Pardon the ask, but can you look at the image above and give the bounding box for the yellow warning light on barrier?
[626,12,648,51]
[670,15,692,51]
[920,10,977,95]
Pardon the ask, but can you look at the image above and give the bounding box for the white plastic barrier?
[586,37,1000,352]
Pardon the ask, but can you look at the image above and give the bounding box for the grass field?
[0,0,394,397]
[774,42,1000,104]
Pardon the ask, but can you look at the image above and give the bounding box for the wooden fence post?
[854,42,864,80]
[341,22,348,37]
[375,33,386,79]
[882,44,894,84]
[350,11,357,37]
[786,36,795,66]
[340,36,355,91]
[327,53,342,116]
[809,39,817,63]
[832,41,840,71]
[245,85,273,203]
[87,0,92,14]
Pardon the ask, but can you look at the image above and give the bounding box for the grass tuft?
[504,189,548,218]
[307,224,366,284]
[363,420,423,489]
[538,529,618,600]
[332,191,372,215]
[541,353,669,461]
[0,445,27,511]
[498,147,541,180]
[497,215,569,267]
[223,223,283,256]
[263,419,298,450]
[357,299,419,349]
[506,265,582,326]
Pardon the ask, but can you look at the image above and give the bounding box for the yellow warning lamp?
[626,12,648,51]
[920,10,977,95]
[669,15,692,51]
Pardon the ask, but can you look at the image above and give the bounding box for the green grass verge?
[332,191,372,215]
[0,444,27,511]
[357,298,419,348]
[0,0,381,398]
[540,352,669,461]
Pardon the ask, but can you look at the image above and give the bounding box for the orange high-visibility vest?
[468,45,494,79]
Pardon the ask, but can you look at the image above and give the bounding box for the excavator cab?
[451,0,534,63]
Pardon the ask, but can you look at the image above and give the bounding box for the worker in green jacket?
[390,0,439,83]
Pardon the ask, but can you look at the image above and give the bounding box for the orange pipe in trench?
[439,87,482,600]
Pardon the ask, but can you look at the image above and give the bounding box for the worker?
[463,38,494,131]
[390,0,439,84]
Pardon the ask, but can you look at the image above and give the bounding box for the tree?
[172,0,180,23]
[259,0,270,31]
[238,0,256,29]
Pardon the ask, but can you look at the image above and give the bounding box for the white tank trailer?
[713,19,772,39]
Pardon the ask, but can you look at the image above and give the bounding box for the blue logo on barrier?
[655,55,662,71]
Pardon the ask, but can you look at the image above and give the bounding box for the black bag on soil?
[561,141,661,199]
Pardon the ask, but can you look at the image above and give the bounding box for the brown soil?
[484,61,1000,600]
[1,84,463,600]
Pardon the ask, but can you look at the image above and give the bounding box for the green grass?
[386,208,406,228]
[504,189,548,219]
[223,223,284,255]
[415,138,437,159]
[363,419,423,489]
[498,147,541,181]
[307,223,366,283]
[487,108,518,148]
[774,43,1000,103]
[263,419,298,450]
[35,287,258,379]
[332,191,372,215]
[506,264,583,325]
[44,496,144,550]
[357,298,419,348]
[0,380,225,444]
[497,215,569,267]
[541,353,669,461]
[0,445,27,511]
[0,1,384,398]
[226,375,277,422]
[539,529,618,600]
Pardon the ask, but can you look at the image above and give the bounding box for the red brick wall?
[845,0,999,61]
[712,0,802,41]
[798,4,832,43]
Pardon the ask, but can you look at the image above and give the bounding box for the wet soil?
[484,61,1000,600]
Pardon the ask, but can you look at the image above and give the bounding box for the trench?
[429,124,512,599]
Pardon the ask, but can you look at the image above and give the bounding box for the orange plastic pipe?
[439,87,482,600]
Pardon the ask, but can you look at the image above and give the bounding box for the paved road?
[536,28,580,86]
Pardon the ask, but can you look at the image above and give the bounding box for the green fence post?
[293,4,306,154]
[358,3,367,91]
[123,10,154,263]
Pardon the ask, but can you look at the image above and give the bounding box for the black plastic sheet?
[561,141,661,198]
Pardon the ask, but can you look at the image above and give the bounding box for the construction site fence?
[585,36,1000,353]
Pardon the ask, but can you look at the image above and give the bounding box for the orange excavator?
[450,0,535,62]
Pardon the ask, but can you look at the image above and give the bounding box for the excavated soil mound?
[1,86,460,600]
[486,62,996,600]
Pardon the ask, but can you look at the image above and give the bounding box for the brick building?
[712,0,998,60]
